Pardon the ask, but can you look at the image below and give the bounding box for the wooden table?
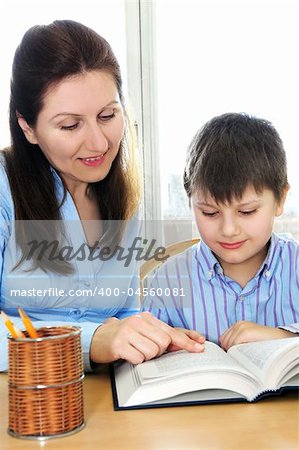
[0,371,298,450]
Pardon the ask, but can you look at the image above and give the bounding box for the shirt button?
[83,281,91,287]
[265,270,271,277]
[239,295,244,301]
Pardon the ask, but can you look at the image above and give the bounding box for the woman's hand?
[220,321,295,351]
[90,312,205,364]
[167,328,205,353]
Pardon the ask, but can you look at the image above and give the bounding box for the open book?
[111,338,299,410]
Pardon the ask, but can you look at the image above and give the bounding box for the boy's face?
[191,185,287,274]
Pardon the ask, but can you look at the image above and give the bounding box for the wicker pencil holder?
[8,326,85,440]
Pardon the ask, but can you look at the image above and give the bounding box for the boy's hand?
[90,312,205,365]
[220,321,295,351]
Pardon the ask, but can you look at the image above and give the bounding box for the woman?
[0,20,204,371]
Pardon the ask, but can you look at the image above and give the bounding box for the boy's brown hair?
[184,112,288,203]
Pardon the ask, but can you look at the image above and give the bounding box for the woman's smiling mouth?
[79,153,107,166]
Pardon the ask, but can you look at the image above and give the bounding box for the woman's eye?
[61,123,78,131]
[99,111,115,121]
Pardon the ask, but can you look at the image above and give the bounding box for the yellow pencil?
[18,307,38,338]
[0,311,25,338]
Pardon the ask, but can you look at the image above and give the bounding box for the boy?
[142,113,299,350]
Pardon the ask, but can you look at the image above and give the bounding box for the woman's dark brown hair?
[3,20,141,272]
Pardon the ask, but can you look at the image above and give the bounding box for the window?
[1,0,298,241]
[149,0,299,239]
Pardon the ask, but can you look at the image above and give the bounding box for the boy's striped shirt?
[142,233,299,342]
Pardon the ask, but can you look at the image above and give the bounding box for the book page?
[138,341,249,380]
[113,342,263,407]
[228,338,298,384]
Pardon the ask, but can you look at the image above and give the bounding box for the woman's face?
[18,70,125,194]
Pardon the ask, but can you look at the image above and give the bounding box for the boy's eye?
[61,123,78,131]
[240,209,257,215]
[202,211,218,217]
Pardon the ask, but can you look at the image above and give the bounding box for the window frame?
[125,0,299,241]
[125,0,162,224]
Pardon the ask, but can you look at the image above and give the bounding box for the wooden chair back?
[140,237,200,285]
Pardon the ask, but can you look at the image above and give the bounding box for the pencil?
[0,311,26,338]
[18,307,38,339]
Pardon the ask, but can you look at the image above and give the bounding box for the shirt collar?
[50,165,66,205]
[195,240,223,280]
[195,233,280,282]
[259,232,281,282]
